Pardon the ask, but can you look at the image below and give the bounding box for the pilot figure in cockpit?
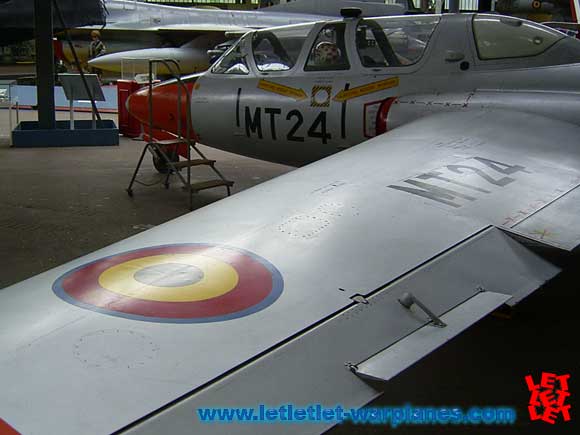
[313,41,342,66]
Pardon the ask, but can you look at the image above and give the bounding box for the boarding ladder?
[126,59,233,210]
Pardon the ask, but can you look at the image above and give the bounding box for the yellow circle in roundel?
[532,0,541,9]
[98,254,239,302]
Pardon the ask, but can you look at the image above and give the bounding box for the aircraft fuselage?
[129,13,580,167]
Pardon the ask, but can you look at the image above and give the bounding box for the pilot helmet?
[315,41,341,65]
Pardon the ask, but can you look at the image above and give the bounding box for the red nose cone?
[0,418,20,435]
[127,77,198,138]
[52,38,65,63]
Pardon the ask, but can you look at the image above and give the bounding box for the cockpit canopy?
[211,16,442,75]
[210,13,580,75]
[355,16,440,67]
[473,14,565,60]
[252,23,315,72]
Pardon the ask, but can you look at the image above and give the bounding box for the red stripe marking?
[52,39,65,63]
[0,419,20,435]
[376,97,398,135]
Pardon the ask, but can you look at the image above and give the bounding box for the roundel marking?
[98,254,239,302]
[53,244,284,323]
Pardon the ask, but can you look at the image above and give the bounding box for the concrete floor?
[0,108,577,434]
[0,109,292,288]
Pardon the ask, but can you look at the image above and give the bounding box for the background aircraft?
[77,0,407,76]
[1,11,579,435]
[0,0,106,46]
[496,0,580,22]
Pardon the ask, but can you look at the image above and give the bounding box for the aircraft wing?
[72,23,251,49]
[154,23,257,33]
[1,109,579,434]
[80,23,252,33]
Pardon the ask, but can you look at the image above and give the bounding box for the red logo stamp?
[526,372,571,424]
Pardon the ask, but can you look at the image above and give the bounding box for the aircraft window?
[211,36,249,75]
[252,24,314,72]
[305,23,350,71]
[356,16,440,68]
[473,15,564,60]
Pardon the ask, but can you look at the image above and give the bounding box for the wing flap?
[505,184,580,251]
[352,291,511,383]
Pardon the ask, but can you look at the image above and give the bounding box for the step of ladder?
[186,179,234,193]
[172,159,216,170]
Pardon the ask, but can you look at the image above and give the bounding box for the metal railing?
[127,59,231,209]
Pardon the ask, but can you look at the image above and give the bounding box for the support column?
[34,0,55,129]
[449,0,460,13]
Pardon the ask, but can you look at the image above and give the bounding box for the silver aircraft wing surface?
[83,23,254,34]
[1,109,579,434]
[150,24,257,33]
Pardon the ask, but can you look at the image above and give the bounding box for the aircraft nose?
[127,76,198,138]
[87,54,118,73]
[52,38,65,63]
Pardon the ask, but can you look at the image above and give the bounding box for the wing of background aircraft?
[1,103,579,434]
[265,0,407,16]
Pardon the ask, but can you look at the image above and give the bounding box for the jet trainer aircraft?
[2,10,580,435]
[128,11,580,166]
